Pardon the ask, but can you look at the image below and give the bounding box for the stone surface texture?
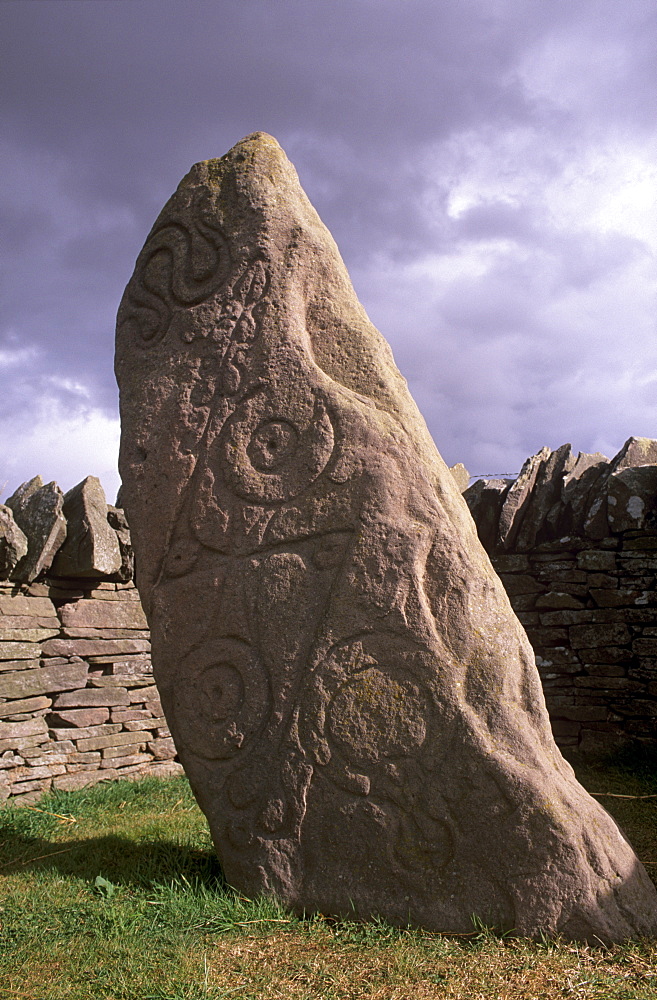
[498,448,551,551]
[547,451,609,538]
[115,133,657,941]
[107,506,135,581]
[448,463,470,493]
[52,477,122,578]
[463,478,512,554]
[465,438,657,556]
[515,443,576,551]
[0,505,28,579]
[6,477,67,583]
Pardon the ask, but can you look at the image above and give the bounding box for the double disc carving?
[329,667,428,764]
[304,633,433,769]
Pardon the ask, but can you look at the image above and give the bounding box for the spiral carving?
[119,193,231,347]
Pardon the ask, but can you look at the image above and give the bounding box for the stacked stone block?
[0,580,181,801]
[0,579,181,803]
[0,474,182,805]
[493,538,657,751]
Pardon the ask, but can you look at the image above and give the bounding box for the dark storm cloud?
[1,0,656,498]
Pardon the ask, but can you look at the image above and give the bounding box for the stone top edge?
[185,133,287,187]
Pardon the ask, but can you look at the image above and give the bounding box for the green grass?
[0,753,655,1000]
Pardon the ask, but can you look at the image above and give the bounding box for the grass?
[0,749,655,1000]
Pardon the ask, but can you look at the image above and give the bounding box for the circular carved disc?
[173,638,269,760]
[216,388,334,503]
[329,667,428,763]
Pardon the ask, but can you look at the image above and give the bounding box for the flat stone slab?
[0,505,28,579]
[0,695,52,719]
[107,505,135,581]
[448,463,470,492]
[51,476,122,578]
[48,708,111,728]
[0,641,43,660]
[0,628,59,643]
[1,616,60,629]
[60,598,147,630]
[0,717,48,741]
[0,662,88,700]
[41,638,150,657]
[498,447,550,550]
[463,478,512,554]
[0,659,41,674]
[607,466,657,533]
[116,132,657,942]
[52,687,130,708]
[6,477,67,583]
[0,595,57,617]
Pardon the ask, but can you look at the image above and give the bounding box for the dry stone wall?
[2,434,657,805]
[464,436,657,753]
[0,476,182,805]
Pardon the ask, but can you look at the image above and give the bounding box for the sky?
[2,0,657,505]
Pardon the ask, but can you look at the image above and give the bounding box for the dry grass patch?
[194,929,657,1000]
[0,747,656,1000]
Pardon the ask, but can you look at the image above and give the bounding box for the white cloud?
[42,375,93,400]
[514,32,629,116]
[355,119,657,477]
[3,0,657,497]
[0,397,120,504]
[0,343,39,368]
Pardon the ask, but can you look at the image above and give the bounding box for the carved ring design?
[216,388,335,503]
[303,633,433,769]
[119,196,231,347]
[173,638,269,760]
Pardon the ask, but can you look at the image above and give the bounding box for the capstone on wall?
[464,437,657,753]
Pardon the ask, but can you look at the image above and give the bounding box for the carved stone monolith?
[116,133,657,941]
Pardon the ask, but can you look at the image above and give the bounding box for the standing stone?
[51,476,122,578]
[498,447,551,550]
[6,477,66,583]
[448,463,470,493]
[0,505,28,579]
[463,478,512,555]
[107,505,135,582]
[116,133,657,941]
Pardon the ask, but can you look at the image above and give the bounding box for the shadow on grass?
[0,830,225,890]
[604,742,657,784]
[563,739,657,784]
